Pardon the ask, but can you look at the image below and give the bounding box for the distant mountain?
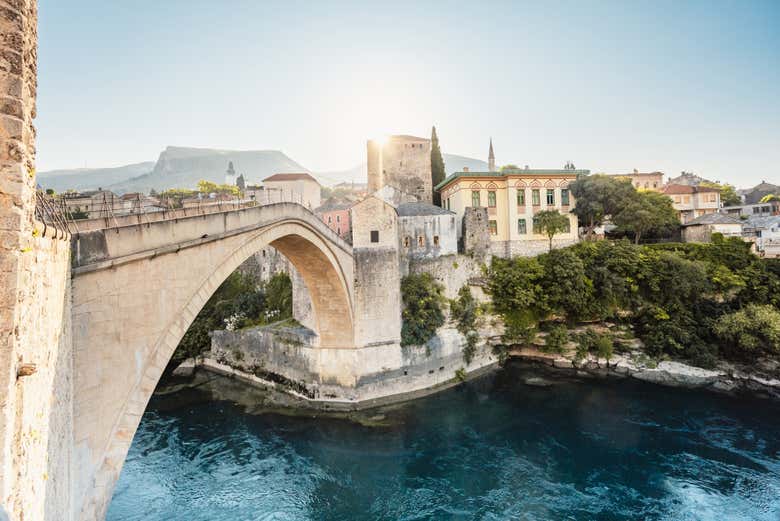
[108,146,308,194]
[37,147,487,194]
[37,161,155,192]
[442,154,489,175]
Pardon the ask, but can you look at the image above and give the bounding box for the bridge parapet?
[71,202,351,272]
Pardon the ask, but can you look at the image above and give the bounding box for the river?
[107,362,780,520]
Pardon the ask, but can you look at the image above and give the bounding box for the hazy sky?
[37,0,779,187]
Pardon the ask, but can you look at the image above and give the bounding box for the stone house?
[262,172,321,209]
[610,169,664,191]
[367,134,432,203]
[396,202,457,261]
[681,213,743,243]
[720,200,780,218]
[316,201,353,240]
[435,166,584,257]
[663,184,720,224]
[743,215,780,258]
[739,181,780,205]
[57,189,129,218]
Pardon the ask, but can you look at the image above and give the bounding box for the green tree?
[488,256,546,342]
[713,304,780,358]
[450,285,480,363]
[540,248,594,321]
[500,164,520,172]
[264,272,293,321]
[400,273,446,346]
[569,174,636,238]
[535,209,571,252]
[760,193,780,203]
[613,191,679,244]
[430,126,446,206]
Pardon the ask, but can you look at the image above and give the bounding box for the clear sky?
[37,0,779,187]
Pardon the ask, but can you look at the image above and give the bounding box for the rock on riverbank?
[509,346,780,400]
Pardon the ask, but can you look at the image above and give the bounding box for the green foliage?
[613,191,679,244]
[66,208,89,220]
[574,329,613,364]
[169,271,293,374]
[500,164,520,171]
[534,209,571,251]
[450,286,480,364]
[759,193,780,203]
[430,126,446,206]
[569,174,636,238]
[486,237,780,368]
[400,273,446,347]
[455,367,467,382]
[713,304,780,358]
[542,324,569,354]
[197,180,240,196]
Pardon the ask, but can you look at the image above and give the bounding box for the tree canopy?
[569,174,636,238]
[430,126,445,206]
[613,190,679,244]
[534,209,570,251]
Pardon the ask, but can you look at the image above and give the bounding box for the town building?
[738,181,780,205]
[720,200,780,218]
[57,189,128,218]
[610,169,664,191]
[262,172,321,209]
[367,134,432,203]
[316,201,353,240]
[681,213,743,243]
[662,184,720,224]
[667,171,709,186]
[436,160,585,257]
[742,215,780,258]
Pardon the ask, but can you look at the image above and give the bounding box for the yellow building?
[435,167,586,256]
[610,169,664,191]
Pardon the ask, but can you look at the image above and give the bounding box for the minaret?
[488,138,496,172]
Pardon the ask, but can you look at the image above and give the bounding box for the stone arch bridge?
[70,202,357,519]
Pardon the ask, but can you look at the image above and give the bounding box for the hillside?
[108,147,308,193]
[37,147,488,194]
[37,162,155,192]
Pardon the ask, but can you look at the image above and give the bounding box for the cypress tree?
[430,126,446,206]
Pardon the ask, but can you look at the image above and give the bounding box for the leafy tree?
[500,164,520,172]
[264,272,293,321]
[450,286,480,364]
[197,180,239,196]
[713,304,780,358]
[400,273,446,346]
[487,256,546,342]
[535,209,571,252]
[760,193,780,203]
[595,333,614,367]
[45,188,55,195]
[430,126,446,206]
[66,208,89,220]
[613,191,679,244]
[543,324,569,354]
[540,248,594,321]
[720,184,742,206]
[569,174,636,238]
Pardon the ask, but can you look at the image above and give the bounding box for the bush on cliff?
[487,238,780,368]
[714,304,780,359]
[401,273,445,347]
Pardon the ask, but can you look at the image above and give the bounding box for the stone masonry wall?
[0,3,76,520]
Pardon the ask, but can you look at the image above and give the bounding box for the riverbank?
[508,344,780,400]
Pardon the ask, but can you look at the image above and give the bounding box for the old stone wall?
[490,237,579,258]
[398,213,458,269]
[461,207,491,260]
[1,2,75,519]
[367,136,432,203]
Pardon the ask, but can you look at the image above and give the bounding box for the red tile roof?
[263,173,319,183]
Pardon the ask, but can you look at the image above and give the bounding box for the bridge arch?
[70,203,354,520]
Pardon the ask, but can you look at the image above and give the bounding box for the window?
[336,215,340,222]
[562,219,570,233]
[433,235,440,246]
[674,195,681,203]
[403,236,410,248]
[328,216,332,224]
[337,226,340,235]
[653,182,658,188]
[370,230,379,243]
[532,217,541,234]
[517,190,525,206]
[532,189,540,206]
[488,191,497,207]
[561,189,570,206]
[472,190,481,207]
[489,220,498,235]
[546,189,555,205]
[683,195,691,204]
[517,218,527,234]
[417,236,425,247]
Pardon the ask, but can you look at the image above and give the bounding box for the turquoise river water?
[107,363,780,520]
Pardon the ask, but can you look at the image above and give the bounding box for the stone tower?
[366,135,432,203]
[488,138,496,172]
[225,161,236,186]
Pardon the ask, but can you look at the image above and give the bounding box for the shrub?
[542,324,569,354]
[713,304,780,358]
[400,273,446,347]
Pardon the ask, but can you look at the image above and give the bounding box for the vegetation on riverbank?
[488,236,780,368]
[166,271,293,374]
